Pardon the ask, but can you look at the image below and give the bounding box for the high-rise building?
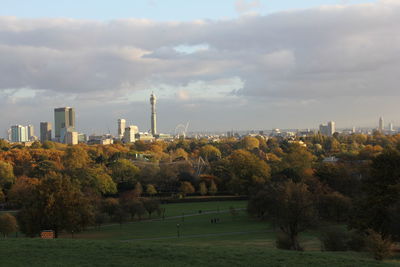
[40,122,52,143]
[319,121,336,136]
[54,107,75,142]
[389,122,394,132]
[379,117,384,132]
[150,93,157,136]
[123,125,139,143]
[118,119,126,139]
[27,125,35,140]
[10,125,28,143]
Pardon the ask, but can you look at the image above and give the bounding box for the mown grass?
[2,201,400,266]
[0,238,398,267]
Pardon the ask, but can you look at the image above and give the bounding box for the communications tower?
[150,93,157,136]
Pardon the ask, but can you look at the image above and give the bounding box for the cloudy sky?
[1,0,400,137]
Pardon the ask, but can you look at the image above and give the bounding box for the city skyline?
[1,0,400,136]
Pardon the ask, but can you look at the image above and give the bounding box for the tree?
[200,145,221,161]
[0,188,5,204]
[0,213,18,238]
[17,173,94,237]
[62,146,90,170]
[241,136,259,150]
[350,149,400,240]
[110,159,140,191]
[146,184,157,197]
[102,198,119,217]
[199,182,208,196]
[0,161,15,188]
[133,182,143,197]
[248,181,317,250]
[73,167,117,195]
[209,180,217,195]
[227,149,271,194]
[142,199,160,218]
[180,181,195,197]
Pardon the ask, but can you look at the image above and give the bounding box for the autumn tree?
[180,181,195,197]
[199,182,208,196]
[241,136,260,151]
[227,149,271,194]
[248,181,317,250]
[17,173,94,237]
[146,184,157,197]
[209,180,218,195]
[200,145,221,162]
[0,161,15,188]
[0,213,18,238]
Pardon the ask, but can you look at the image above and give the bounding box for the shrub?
[0,213,18,237]
[320,227,349,251]
[347,231,366,251]
[366,230,394,261]
[276,232,295,250]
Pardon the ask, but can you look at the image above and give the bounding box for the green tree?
[0,213,18,238]
[199,182,208,196]
[0,161,15,188]
[350,149,400,240]
[110,159,140,191]
[74,167,117,195]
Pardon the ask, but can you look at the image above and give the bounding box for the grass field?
[1,200,400,266]
[1,238,399,267]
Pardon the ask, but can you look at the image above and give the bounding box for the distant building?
[135,132,155,142]
[123,125,139,143]
[319,121,335,136]
[27,125,35,141]
[54,107,75,142]
[78,133,87,143]
[10,125,28,143]
[389,122,394,132]
[118,119,126,139]
[40,122,52,143]
[88,134,113,145]
[379,117,384,132]
[65,131,78,145]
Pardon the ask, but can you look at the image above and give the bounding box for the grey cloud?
[1,1,400,134]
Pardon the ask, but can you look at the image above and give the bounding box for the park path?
[98,208,246,228]
[121,229,271,242]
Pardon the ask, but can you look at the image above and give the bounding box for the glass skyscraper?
[54,107,75,142]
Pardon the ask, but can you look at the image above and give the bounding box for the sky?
[2,0,400,137]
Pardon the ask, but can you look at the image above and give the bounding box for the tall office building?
[379,117,384,132]
[10,125,28,143]
[27,125,35,140]
[150,93,157,136]
[319,121,336,136]
[54,107,75,142]
[389,122,394,132]
[123,125,139,143]
[118,119,126,139]
[40,122,52,143]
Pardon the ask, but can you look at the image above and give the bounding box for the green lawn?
[2,201,400,266]
[0,238,399,267]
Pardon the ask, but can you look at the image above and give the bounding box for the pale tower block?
[118,119,126,139]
